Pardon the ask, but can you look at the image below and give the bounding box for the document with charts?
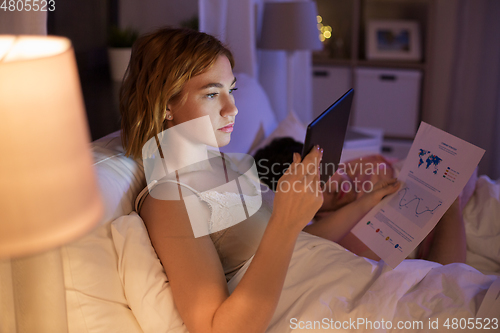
[352,122,485,268]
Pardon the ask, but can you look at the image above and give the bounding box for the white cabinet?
[353,68,421,137]
[312,66,351,119]
[313,0,434,139]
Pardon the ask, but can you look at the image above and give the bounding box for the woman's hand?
[271,145,324,234]
[303,177,399,244]
[344,154,394,181]
[358,178,400,208]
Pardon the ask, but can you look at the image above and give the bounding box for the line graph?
[388,179,443,228]
[396,188,442,215]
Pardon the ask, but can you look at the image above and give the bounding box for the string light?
[316,15,332,42]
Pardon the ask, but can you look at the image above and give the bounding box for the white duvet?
[228,232,497,332]
[226,175,500,332]
[113,176,500,333]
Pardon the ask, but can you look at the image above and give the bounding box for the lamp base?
[10,248,68,333]
[0,258,16,332]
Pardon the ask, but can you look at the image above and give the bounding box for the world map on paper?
[418,149,442,174]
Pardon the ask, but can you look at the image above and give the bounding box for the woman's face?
[166,55,238,147]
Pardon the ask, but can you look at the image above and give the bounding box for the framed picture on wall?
[366,20,421,61]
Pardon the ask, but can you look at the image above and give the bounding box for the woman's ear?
[164,108,173,121]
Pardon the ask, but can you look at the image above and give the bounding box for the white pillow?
[63,223,143,333]
[219,72,278,155]
[111,212,188,333]
[249,109,307,156]
[63,131,146,333]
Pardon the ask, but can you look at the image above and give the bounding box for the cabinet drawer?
[353,67,421,138]
[312,66,351,120]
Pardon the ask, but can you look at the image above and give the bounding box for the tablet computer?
[301,88,354,184]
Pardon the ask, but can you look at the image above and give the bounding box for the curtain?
[199,0,314,124]
[199,0,258,78]
[426,0,500,178]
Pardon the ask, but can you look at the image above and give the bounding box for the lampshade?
[0,35,103,258]
[259,1,323,51]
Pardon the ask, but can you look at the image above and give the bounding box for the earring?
[165,107,173,121]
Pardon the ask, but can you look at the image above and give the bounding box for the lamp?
[0,36,103,332]
[259,1,322,116]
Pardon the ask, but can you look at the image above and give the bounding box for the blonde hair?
[120,27,234,159]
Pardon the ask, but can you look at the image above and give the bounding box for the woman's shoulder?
[140,189,196,236]
[140,178,213,237]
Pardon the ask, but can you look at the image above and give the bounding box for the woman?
[120,27,399,333]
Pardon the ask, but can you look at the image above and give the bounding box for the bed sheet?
[228,232,498,332]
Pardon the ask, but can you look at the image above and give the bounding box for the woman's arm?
[303,178,400,242]
[141,148,324,333]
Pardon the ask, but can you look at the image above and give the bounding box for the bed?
[62,73,500,332]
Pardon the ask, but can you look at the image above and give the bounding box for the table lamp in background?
[259,1,323,116]
[0,35,103,333]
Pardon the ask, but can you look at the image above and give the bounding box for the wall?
[47,0,198,73]
[120,0,198,33]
